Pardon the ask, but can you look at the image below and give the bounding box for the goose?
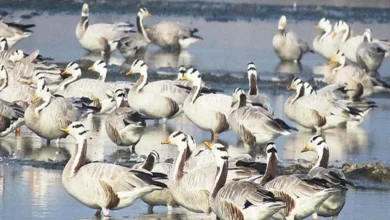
[228,88,295,148]
[327,50,390,100]
[301,135,353,220]
[0,99,25,137]
[174,65,221,94]
[246,62,272,113]
[117,7,150,58]
[285,78,362,131]
[204,141,294,220]
[0,65,35,103]
[76,3,133,53]
[313,18,339,60]
[87,60,108,82]
[0,18,34,48]
[333,20,390,63]
[24,78,97,142]
[125,59,188,122]
[356,29,387,73]
[273,15,313,62]
[135,7,202,50]
[60,121,167,217]
[105,89,146,152]
[257,143,336,220]
[57,62,115,113]
[181,68,232,141]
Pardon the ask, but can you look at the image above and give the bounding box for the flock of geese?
[0,3,389,220]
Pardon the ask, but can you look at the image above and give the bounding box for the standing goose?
[356,29,387,73]
[0,65,35,103]
[0,18,34,48]
[135,7,202,50]
[181,68,232,141]
[105,89,146,152]
[117,7,150,58]
[76,3,133,53]
[60,121,167,217]
[301,135,353,220]
[204,141,294,220]
[285,78,362,131]
[229,88,295,148]
[257,143,336,220]
[125,59,188,122]
[24,78,96,142]
[313,18,339,60]
[273,15,313,62]
[246,62,272,113]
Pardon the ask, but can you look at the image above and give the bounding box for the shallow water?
[1,2,390,219]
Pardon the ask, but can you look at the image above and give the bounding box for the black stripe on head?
[1,66,4,71]
[181,136,187,142]
[67,62,75,68]
[72,124,84,128]
[172,131,183,138]
[98,60,105,65]
[267,148,277,153]
[191,69,197,74]
[79,130,87,136]
[247,67,256,71]
[133,59,140,66]
[292,77,300,82]
[74,66,80,70]
[221,156,229,160]
[140,62,146,67]
[311,135,321,142]
[188,135,195,143]
[248,61,254,65]
[234,87,242,93]
[217,146,227,152]
[317,140,325,145]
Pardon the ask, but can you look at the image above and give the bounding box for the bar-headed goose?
[117,7,150,58]
[258,143,336,220]
[125,59,188,122]
[301,135,353,220]
[285,77,362,131]
[0,99,25,137]
[174,65,220,94]
[313,18,339,60]
[356,29,387,73]
[57,62,115,113]
[136,7,202,50]
[246,62,272,113]
[88,60,108,82]
[105,89,146,152]
[0,18,34,48]
[327,50,390,100]
[24,78,96,142]
[273,15,313,62]
[333,20,390,63]
[204,141,294,220]
[60,121,167,217]
[181,68,232,141]
[229,88,295,148]
[0,65,35,103]
[76,3,133,53]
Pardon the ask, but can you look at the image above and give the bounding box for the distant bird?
[0,17,35,48]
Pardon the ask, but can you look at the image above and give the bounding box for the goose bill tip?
[161,139,171,144]
[60,127,69,133]
[88,66,94,71]
[125,70,132,76]
[180,75,188,81]
[146,12,152,17]
[301,145,310,153]
[204,141,213,149]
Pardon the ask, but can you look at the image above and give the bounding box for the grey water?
[1,1,390,219]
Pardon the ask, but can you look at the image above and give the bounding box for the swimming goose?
[258,143,336,220]
[356,29,387,73]
[136,7,202,50]
[105,89,146,152]
[0,18,34,48]
[117,7,150,58]
[181,68,232,141]
[327,50,390,100]
[60,121,167,217]
[204,141,294,220]
[333,20,390,63]
[301,135,353,220]
[24,78,96,142]
[313,18,339,60]
[57,62,115,113]
[76,3,133,53]
[273,15,313,62]
[229,88,295,148]
[285,78,362,131]
[125,59,188,122]
[246,62,272,113]
[0,65,35,103]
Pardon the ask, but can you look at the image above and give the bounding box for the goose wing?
[195,94,232,115]
[86,23,132,42]
[286,31,311,52]
[142,80,188,104]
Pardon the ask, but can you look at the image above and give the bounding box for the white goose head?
[266,142,280,162]
[9,49,25,63]
[247,62,257,79]
[328,50,346,67]
[186,134,197,152]
[316,18,332,32]
[181,68,202,87]
[0,37,8,51]
[32,78,51,103]
[138,7,152,18]
[114,89,126,108]
[332,20,349,40]
[88,60,107,81]
[177,65,187,80]
[278,15,287,30]
[287,77,304,91]
[204,142,229,166]
[161,131,190,152]
[363,29,373,42]
[232,87,246,102]
[60,121,88,142]
[62,62,82,79]
[301,135,328,154]
[127,59,148,76]
[81,3,89,17]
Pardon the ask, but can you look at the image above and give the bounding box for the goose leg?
[163,118,168,124]
[312,213,318,220]
[167,204,173,214]
[15,127,21,136]
[147,205,153,214]
[46,139,51,146]
[332,216,337,220]
[94,209,101,216]
[102,208,110,217]
[154,119,159,125]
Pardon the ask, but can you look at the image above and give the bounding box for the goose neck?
[260,153,278,185]
[64,139,87,179]
[172,146,191,181]
[136,15,151,42]
[314,147,329,168]
[59,75,78,90]
[76,16,89,39]
[35,97,51,114]
[291,85,304,104]
[188,80,202,104]
[248,74,258,95]
[211,161,228,199]
[132,71,148,93]
[341,25,351,42]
